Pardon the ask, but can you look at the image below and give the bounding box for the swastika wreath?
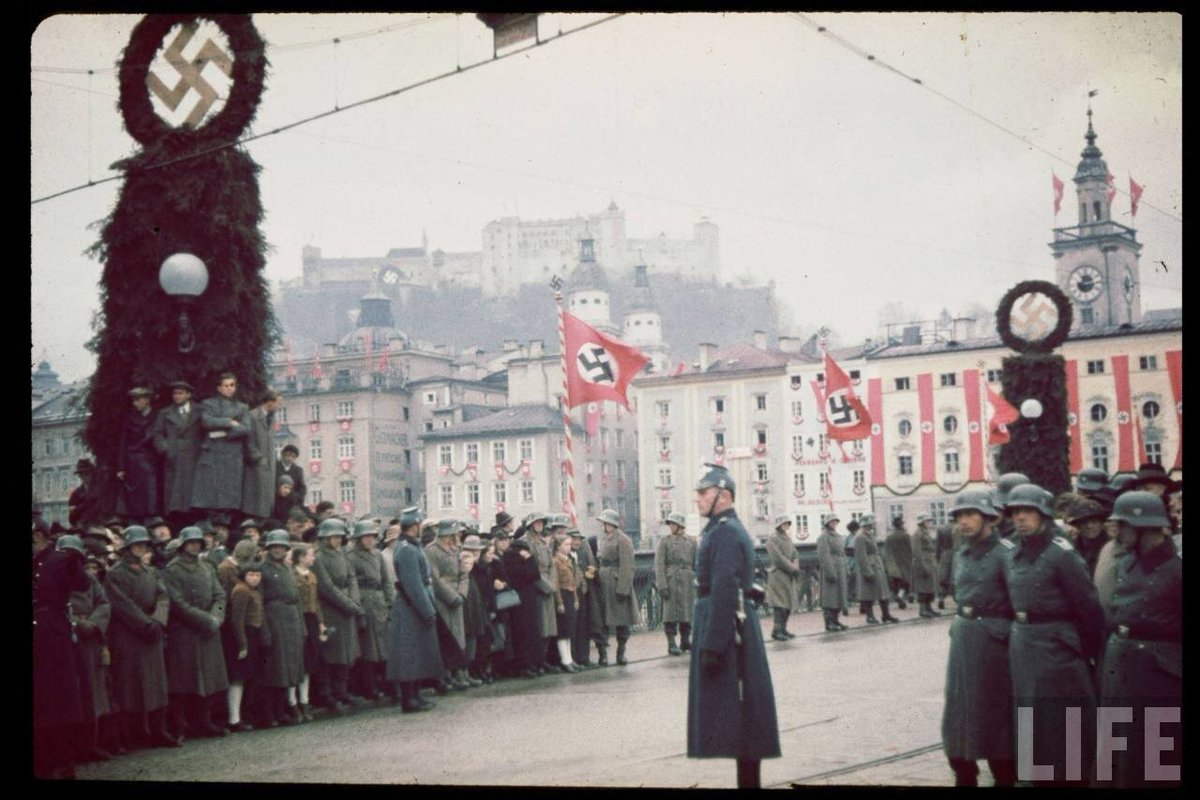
[995,280,1073,355]
[118,14,267,149]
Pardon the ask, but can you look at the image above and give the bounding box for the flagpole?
[978,360,991,483]
[555,285,579,526]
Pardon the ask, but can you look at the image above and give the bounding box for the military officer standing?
[655,511,697,654]
[347,520,395,701]
[854,514,898,624]
[911,513,941,617]
[523,511,559,670]
[426,520,472,689]
[386,507,441,713]
[1098,492,1181,787]
[764,514,801,640]
[259,530,307,725]
[817,513,849,631]
[1004,484,1105,785]
[312,518,364,712]
[687,464,780,789]
[596,508,637,666]
[940,491,1016,787]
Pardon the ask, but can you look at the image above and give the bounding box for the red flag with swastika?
[1052,172,1064,215]
[986,384,1020,445]
[562,310,649,410]
[822,352,871,441]
[1129,175,1144,217]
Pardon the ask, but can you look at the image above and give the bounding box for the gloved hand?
[237,647,248,660]
[701,649,723,676]
[207,614,222,635]
[659,588,670,601]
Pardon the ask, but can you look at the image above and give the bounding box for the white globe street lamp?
[159,253,209,353]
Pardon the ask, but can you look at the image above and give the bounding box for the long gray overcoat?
[817,528,848,610]
[152,402,203,515]
[313,543,363,665]
[597,529,637,628]
[425,541,469,650]
[161,550,229,696]
[346,545,395,662]
[104,558,170,713]
[655,532,698,623]
[853,530,889,602]
[386,536,444,682]
[911,529,939,595]
[259,556,307,688]
[941,532,1015,762]
[687,508,781,760]
[765,530,802,612]
[883,527,913,583]
[69,574,112,718]
[526,533,559,637]
[240,405,276,519]
[190,396,251,510]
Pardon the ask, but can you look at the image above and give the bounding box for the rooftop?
[420,403,582,440]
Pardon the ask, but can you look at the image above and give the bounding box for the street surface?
[79,599,963,787]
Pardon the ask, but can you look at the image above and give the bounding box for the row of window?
[439,480,538,508]
[438,440,536,468]
[896,451,962,477]
[38,436,84,458]
[1091,442,1162,472]
[582,428,626,449]
[1088,400,1161,422]
[585,461,629,481]
[33,467,75,499]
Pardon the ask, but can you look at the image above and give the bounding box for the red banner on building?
[962,369,985,481]
[1166,350,1183,470]
[917,373,935,483]
[1065,360,1083,473]
[867,377,885,486]
[1112,355,1134,472]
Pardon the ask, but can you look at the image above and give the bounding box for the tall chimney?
[529,339,544,357]
[698,342,719,372]
[777,336,801,354]
[753,330,768,350]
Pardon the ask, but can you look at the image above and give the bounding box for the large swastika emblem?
[147,21,234,129]
[825,391,859,427]
[1009,292,1060,342]
[576,344,618,385]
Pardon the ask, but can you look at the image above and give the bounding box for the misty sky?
[31,12,1182,383]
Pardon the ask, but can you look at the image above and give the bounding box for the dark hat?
[276,474,295,487]
[211,512,232,527]
[128,386,152,398]
[145,516,168,530]
[695,462,736,497]
[398,506,423,528]
[1065,499,1107,525]
[74,458,95,474]
[240,518,262,531]
[239,560,264,577]
[495,511,514,527]
[169,380,194,393]
[846,520,860,533]
[1127,463,1172,491]
[281,443,300,456]
[509,539,531,552]
[489,525,510,540]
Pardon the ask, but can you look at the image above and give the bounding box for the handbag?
[494,588,521,611]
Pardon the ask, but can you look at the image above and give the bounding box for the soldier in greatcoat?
[161,526,229,740]
[103,526,179,750]
[993,472,1032,541]
[347,520,395,702]
[687,463,780,789]
[1004,484,1105,785]
[152,380,203,531]
[522,511,559,669]
[241,389,281,520]
[1098,492,1181,787]
[259,530,307,725]
[940,491,1016,787]
[935,522,957,610]
[854,515,898,624]
[426,519,472,689]
[312,518,364,712]
[115,386,159,521]
[656,511,698,654]
[69,546,114,762]
[596,508,636,665]
[883,516,913,608]
[817,514,848,631]
[191,373,252,517]
[386,507,441,713]
[764,514,801,641]
[912,513,942,617]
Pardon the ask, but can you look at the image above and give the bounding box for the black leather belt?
[957,605,1012,620]
[1014,611,1073,624]
[1113,624,1180,644]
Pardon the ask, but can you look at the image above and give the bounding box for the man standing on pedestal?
[191,373,251,521]
[242,389,281,523]
[152,380,202,533]
[116,386,159,522]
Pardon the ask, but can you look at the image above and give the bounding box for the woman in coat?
[103,526,178,749]
[765,514,801,641]
[259,531,307,724]
[816,515,849,632]
[346,521,395,701]
[596,509,637,665]
[853,516,898,624]
[190,372,252,516]
[385,509,442,713]
[655,511,697,654]
[312,518,364,711]
[551,534,580,672]
[161,526,229,739]
[523,513,558,667]
[502,537,543,677]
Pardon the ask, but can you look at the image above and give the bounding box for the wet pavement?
[77,598,966,787]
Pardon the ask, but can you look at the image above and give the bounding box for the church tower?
[1052,109,1143,330]
[622,260,670,374]
[567,237,615,333]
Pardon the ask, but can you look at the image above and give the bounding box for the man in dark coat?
[1098,492,1181,787]
[935,522,957,610]
[817,514,848,631]
[853,516,897,624]
[276,444,307,508]
[347,520,395,702]
[152,380,203,532]
[147,517,173,569]
[912,513,941,617]
[191,372,251,518]
[259,530,307,725]
[160,526,229,740]
[883,516,912,608]
[386,508,441,712]
[568,527,601,666]
[33,530,91,778]
[116,386,159,521]
[68,458,102,528]
[1004,484,1105,785]
[940,491,1016,787]
[241,389,281,521]
[687,463,780,789]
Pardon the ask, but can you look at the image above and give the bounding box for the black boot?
[597,642,609,666]
[781,611,795,638]
[832,610,847,631]
[771,608,789,641]
[823,609,836,632]
[400,681,435,713]
[149,709,182,748]
[196,694,228,737]
[679,624,692,651]
[881,600,900,623]
[616,639,628,666]
[666,630,681,655]
[863,601,880,625]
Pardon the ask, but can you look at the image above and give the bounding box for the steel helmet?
[949,490,999,519]
[1107,490,1170,529]
[695,462,736,498]
[772,513,793,531]
[995,472,1032,509]
[317,518,349,539]
[1074,468,1109,493]
[264,530,292,548]
[664,511,687,528]
[1004,484,1054,516]
[178,526,206,546]
[55,534,85,555]
[351,520,379,540]
[120,525,152,549]
[596,509,621,528]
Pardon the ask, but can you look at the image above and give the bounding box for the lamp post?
[1020,398,1044,442]
[159,252,209,353]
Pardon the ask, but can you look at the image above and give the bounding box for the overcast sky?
[31,12,1182,383]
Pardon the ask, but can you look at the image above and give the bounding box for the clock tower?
[1051,109,1143,330]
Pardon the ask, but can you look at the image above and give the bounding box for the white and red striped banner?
[867,377,885,486]
[917,373,936,483]
[1112,355,1135,471]
[1166,350,1182,470]
[962,369,985,481]
[1065,360,1083,473]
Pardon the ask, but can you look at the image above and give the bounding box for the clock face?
[1069,266,1104,302]
[1122,269,1136,301]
